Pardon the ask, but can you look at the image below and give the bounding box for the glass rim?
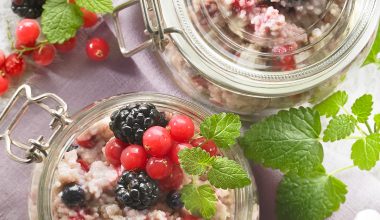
[161,0,380,96]
[35,92,260,220]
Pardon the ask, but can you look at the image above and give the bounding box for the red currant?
[191,137,218,156]
[76,136,96,148]
[0,50,5,68]
[168,115,195,142]
[105,138,129,166]
[15,40,35,55]
[146,157,173,180]
[120,145,147,171]
[77,159,90,172]
[169,143,193,165]
[86,38,109,61]
[16,19,40,46]
[32,44,56,66]
[4,53,26,77]
[0,74,9,96]
[143,126,173,157]
[182,213,201,220]
[158,165,184,191]
[80,8,98,28]
[55,37,77,53]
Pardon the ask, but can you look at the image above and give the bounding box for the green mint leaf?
[314,91,348,117]
[351,133,380,170]
[76,0,113,14]
[363,26,380,68]
[351,94,373,123]
[181,184,217,220]
[276,173,347,220]
[374,114,380,131]
[200,113,241,149]
[240,107,323,176]
[207,157,251,189]
[178,148,214,175]
[42,0,83,43]
[323,115,356,142]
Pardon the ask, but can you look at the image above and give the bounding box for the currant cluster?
[0,8,111,96]
[103,104,219,216]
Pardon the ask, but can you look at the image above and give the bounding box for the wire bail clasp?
[113,0,180,57]
[0,85,72,163]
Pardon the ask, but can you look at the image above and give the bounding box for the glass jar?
[113,0,380,119]
[0,85,259,220]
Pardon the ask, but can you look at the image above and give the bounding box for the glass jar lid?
[159,0,380,96]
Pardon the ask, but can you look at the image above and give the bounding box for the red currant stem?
[14,40,49,55]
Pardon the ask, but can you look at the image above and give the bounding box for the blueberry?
[61,183,85,208]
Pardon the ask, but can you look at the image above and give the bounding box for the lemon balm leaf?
[277,173,347,220]
[314,91,348,117]
[178,148,214,175]
[323,115,356,142]
[351,134,380,170]
[181,184,217,219]
[351,94,373,123]
[240,107,323,176]
[200,113,241,149]
[76,0,113,13]
[363,26,380,68]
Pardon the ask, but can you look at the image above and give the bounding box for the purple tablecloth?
[1,3,380,220]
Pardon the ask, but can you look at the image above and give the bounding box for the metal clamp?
[0,85,72,163]
[112,0,181,57]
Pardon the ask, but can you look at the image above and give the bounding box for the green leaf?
[323,115,356,142]
[76,0,113,13]
[200,113,241,149]
[207,157,251,189]
[178,148,214,175]
[363,26,380,68]
[276,173,347,220]
[42,0,83,43]
[240,107,323,176]
[374,114,380,131]
[351,94,373,123]
[314,91,348,117]
[181,184,217,220]
[351,134,380,170]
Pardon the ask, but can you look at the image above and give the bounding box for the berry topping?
[15,19,40,46]
[158,165,184,191]
[0,75,9,96]
[32,44,56,66]
[168,115,195,142]
[80,8,98,28]
[5,53,26,77]
[146,157,173,180]
[115,171,160,210]
[104,138,127,166]
[143,126,173,157]
[12,0,45,18]
[77,159,90,172]
[166,191,184,210]
[170,143,193,165]
[61,183,86,208]
[272,44,297,71]
[120,144,147,171]
[55,37,77,53]
[191,137,218,156]
[109,103,168,145]
[86,37,109,61]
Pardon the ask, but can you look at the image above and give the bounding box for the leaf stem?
[365,121,374,134]
[328,165,356,176]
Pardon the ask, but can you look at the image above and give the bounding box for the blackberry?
[61,183,85,208]
[109,103,168,145]
[11,0,45,19]
[166,191,184,210]
[115,171,160,210]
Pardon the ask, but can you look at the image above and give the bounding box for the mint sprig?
[41,0,113,43]
[178,113,250,219]
[200,113,241,149]
[240,90,380,220]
